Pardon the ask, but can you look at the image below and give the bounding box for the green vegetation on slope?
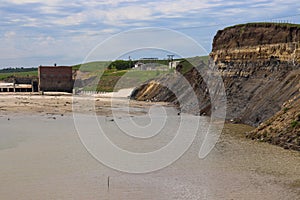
[0,69,38,80]
[107,60,134,70]
[0,56,209,92]
[225,22,300,30]
[177,56,209,74]
[95,56,210,92]
[72,61,111,72]
[96,69,169,92]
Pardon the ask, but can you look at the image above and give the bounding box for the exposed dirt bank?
[247,93,300,151]
[131,23,300,150]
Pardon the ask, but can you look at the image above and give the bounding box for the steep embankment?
[210,23,300,126]
[212,23,300,62]
[246,92,300,151]
[209,23,300,151]
[131,59,212,115]
[133,23,300,123]
[131,23,300,150]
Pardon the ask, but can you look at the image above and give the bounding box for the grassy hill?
[96,69,169,92]
[0,68,38,80]
[0,56,209,92]
[72,61,111,72]
[176,56,209,74]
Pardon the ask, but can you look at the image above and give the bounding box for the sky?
[0,0,300,68]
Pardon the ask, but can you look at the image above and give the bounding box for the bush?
[283,107,290,113]
[291,120,299,128]
[108,60,134,70]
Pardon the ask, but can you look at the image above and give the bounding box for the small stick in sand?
[107,176,110,190]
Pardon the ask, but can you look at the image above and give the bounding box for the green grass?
[0,70,38,80]
[95,56,210,92]
[283,107,290,113]
[102,69,128,77]
[138,59,170,65]
[291,120,299,128]
[225,22,300,31]
[96,69,170,92]
[72,61,111,72]
[123,70,168,82]
[73,60,173,92]
[178,56,209,75]
[0,56,209,92]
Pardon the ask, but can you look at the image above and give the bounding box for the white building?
[134,62,145,69]
[169,61,181,69]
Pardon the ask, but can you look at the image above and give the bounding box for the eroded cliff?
[246,91,300,151]
[210,23,300,126]
[131,60,212,116]
[131,23,300,150]
[212,23,300,63]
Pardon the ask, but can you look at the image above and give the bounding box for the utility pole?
[167,55,174,62]
[128,56,132,68]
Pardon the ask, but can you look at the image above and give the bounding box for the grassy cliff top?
[224,22,300,30]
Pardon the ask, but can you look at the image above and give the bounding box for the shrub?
[291,120,299,128]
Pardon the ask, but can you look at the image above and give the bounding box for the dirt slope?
[247,92,300,151]
[131,23,300,150]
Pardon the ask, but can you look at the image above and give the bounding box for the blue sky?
[0,0,299,67]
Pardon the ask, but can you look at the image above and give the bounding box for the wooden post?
[107,176,110,190]
[13,78,16,93]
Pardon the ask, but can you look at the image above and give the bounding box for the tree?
[108,60,134,70]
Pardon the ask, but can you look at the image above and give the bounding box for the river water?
[0,102,299,200]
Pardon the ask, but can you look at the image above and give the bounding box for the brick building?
[38,66,73,93]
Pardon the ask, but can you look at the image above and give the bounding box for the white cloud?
[4,31,16,38]
[37,36,55,46]
[148,0,218,15]
[55,12,87,26]
[101,6,154,25]
[5,0,62,5]
[1,0,300,67]
[5,0,298,28]
[99,28,120,34]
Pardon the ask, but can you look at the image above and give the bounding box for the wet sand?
[0,91,169,116]
[0,93,299,199]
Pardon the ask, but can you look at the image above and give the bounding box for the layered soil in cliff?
[213,23,300,50]
[247,92,300,151]
[131,23,300,150]
[211,23,300,127]
[211,23,300,63]
[132,59,300,125]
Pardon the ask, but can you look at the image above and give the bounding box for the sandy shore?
[0,90,171,117]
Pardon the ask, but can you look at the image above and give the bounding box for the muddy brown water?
[0,105,299,200]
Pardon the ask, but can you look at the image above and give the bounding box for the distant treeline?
[0,67,37,73]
